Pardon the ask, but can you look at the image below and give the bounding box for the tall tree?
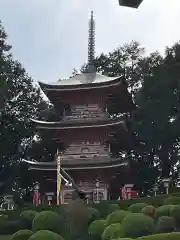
[132,42,180,190]
[0,21,46,194]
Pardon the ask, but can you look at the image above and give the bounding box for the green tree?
[132,42,180,189]
[0,21,46,195]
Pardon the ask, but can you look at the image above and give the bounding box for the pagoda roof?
[23,157,127,170]
[31,117,126,130]
[39,72,122,91]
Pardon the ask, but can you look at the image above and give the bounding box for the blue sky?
[1,0,180,82]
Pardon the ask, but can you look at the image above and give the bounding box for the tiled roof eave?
[31,118,126,130]
[23,159,128,170]
[39,77,122,91]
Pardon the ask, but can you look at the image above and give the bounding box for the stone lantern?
[162,178,171,195]
[45,192,54,205]
[153,184,159,196]
[4,194,14,210]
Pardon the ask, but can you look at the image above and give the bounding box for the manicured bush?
[121,213,155,238]
[12,229,33,240]
[155,216,176,233]
[155,205,173,219]
[108,204,120,213]
[141,205,156,218]
[65,200,93,239]
[32,211,61,234]
[0,215,20,235]
[29,230,64,240]
[128,203,148,213]
[164,196,180,205]
[91,202,114,218]
[102,223,122,240]
[88,207,100,222]
[0,214,8,230]
[106,210,129,225]
[170,205,180,228]
[137,232,180,240]
[112,239,132,240]
[88,220,107,238]
[20,210,37,229]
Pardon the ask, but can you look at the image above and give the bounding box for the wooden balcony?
[119,0,144,8]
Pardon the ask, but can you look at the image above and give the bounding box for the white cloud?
[0,0,180,82]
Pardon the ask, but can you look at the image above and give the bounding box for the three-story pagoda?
[24,12,137,203]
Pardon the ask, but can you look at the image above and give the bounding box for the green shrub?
[155,205,174,219]
[29,230,64,240]
[128,203,148,213]
[164,197,180,205]
[155,216,176,233]
[141,205,156,218]
[0,215,20,235]
[64,200,93,239]
[170,205,180,227]
[88,207,100,222]
[0,214,8,230]
[32,211,61,234]
[88,219,107,238]
[121,213,155,238]
[102,223,122,240]
[108,204,120,213]
[112,239,132,240]
[12,229,33,240]
[106,210,129,225]
[137,232,180,240]
[20,210,37,229]
[91,202,114,218]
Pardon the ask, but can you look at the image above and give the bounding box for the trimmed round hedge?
[164,196,180,205]
[29,230,64,240]
[136,232,180,240]
[12,229,33,240]
[88,207,100,222]
[170,205,180,227]
[108,204,120,213]
[106,210,129,225]
[141,205,156,218]
[112,238,132,240]
[155,216,176,233]
[155,205,174,219]
[102,223,122,240]
[128,203,148,213]
[121,213,155,238]
[32,211,61,234]
[20,210,37,229]
[88,219,107,238]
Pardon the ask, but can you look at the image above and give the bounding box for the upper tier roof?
[39,72,120,89]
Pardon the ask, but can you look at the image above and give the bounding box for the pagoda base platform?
[31,166,137,203]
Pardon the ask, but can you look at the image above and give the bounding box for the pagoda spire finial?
[87,10,96,73]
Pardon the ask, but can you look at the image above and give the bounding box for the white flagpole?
[57,149,61,205]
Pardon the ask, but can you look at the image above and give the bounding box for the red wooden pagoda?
[24,12,137,204]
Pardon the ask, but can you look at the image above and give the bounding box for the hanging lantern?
[119,0,144,8]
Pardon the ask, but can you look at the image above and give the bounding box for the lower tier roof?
[31,117,126,130]
[23,156,127,170]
